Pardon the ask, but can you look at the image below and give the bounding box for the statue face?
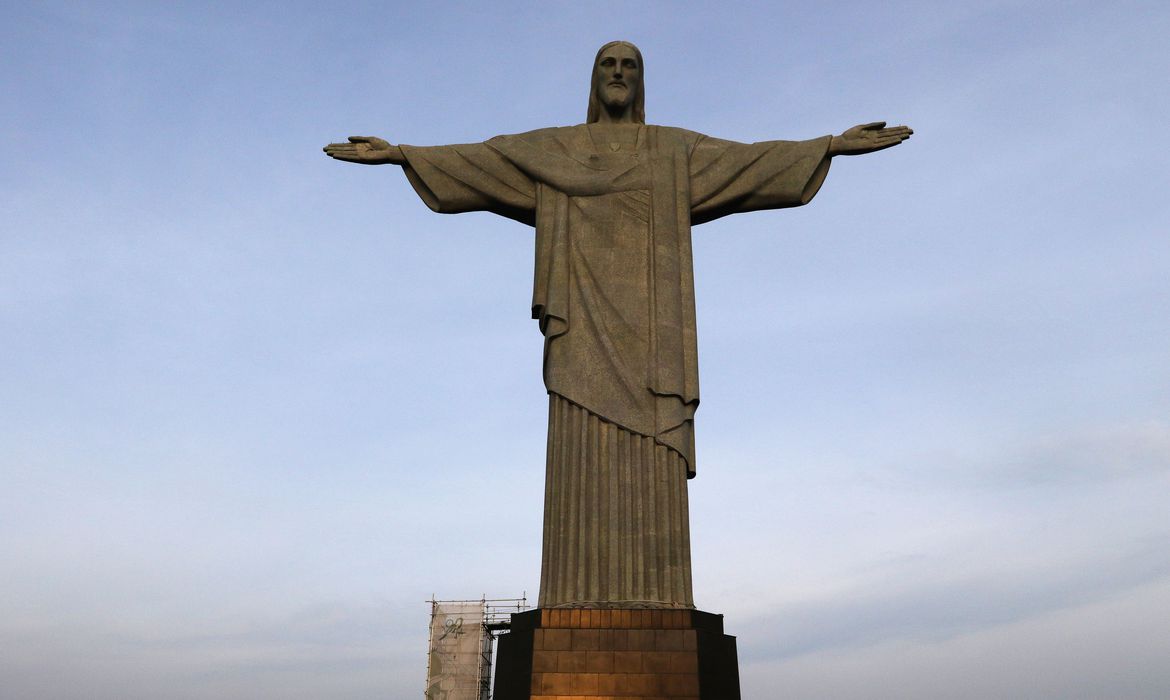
[593,43,641,114]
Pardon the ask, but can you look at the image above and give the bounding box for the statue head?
[587,41,645,124]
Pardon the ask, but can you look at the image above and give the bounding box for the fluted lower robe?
[398,125,832,608]
[541,394,692,608]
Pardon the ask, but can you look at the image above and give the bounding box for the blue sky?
[2,1,1168,698]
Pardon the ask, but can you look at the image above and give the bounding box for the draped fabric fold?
[400,125,831,479]
[399,124,831,607]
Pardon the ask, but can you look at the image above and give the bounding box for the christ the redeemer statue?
[325,41,911,610]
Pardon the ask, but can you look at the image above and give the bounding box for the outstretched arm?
[322,136,407,165]
[323,135,537,224]
[828,121,913,156]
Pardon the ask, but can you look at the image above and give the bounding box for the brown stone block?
[570,672,599,695]
[617,673,660,696]
[585,650,614,673]
[533,650,559,672]
[668,650,699,674]
[570,609,582,628]
[543,628,572,651]
[558,650,588,673]
[626,629,655,651]
[495,607,739,700]
[654,629,685,651]
[597,672,620,695]
[661,673,700,696]
[541,672,573,695]
[642,651,672,674]
[611,674,635,695]
[599,628,614,649]
[611,629,628,649]
[612,650,642,674]
[572,629,601,651]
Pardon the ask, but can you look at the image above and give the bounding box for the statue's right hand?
[322,136,405,165]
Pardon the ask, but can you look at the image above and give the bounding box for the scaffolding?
[425,596,528,700]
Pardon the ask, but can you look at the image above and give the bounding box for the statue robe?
[400,125,831,606]
[401,125,830,476]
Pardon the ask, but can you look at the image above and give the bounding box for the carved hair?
[586,41,645,124]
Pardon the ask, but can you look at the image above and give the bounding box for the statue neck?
[594,102,637,125]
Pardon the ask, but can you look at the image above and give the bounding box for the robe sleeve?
[688,135,833,225]
[399,143,538,226]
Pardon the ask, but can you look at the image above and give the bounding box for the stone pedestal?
[493,608,740,700]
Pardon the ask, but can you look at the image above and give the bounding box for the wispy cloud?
[741,532,1170,661]
[873,420,1170,491]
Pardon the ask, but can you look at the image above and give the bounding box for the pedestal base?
[493,608,740,699]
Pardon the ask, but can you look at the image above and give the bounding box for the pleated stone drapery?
[397,126,832,610]
[538,393,694,609]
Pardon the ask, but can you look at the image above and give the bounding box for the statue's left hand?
[829,122,913,156]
